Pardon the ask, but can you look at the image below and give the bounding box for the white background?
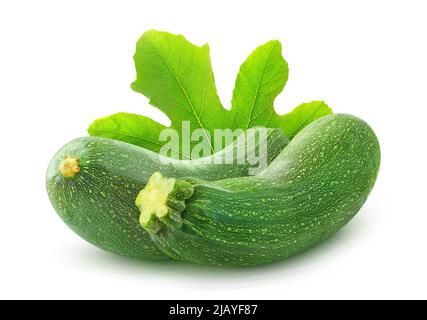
[0,0,426,300]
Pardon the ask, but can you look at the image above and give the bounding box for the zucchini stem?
[136,172,194,234]
[60,156,80,178]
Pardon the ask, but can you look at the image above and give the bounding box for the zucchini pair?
[47,114,380,266]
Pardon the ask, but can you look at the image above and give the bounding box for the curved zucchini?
[137,114,381,266]
[46,128,288,259]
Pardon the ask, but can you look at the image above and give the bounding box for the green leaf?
[88,112,190,159]
[88,112,167,153]
[230,40,289,129]
[230,41,331,136]
[131,30,228,152]
[88,30,332,158]
[277,101,332,139]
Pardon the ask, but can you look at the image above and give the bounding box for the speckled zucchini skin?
[150,114,381,266]
[46,129,288,259]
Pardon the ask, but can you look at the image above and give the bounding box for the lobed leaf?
[89,30,332,158]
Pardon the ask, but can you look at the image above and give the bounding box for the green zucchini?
[46,128,288,259]
[136,114,381,266]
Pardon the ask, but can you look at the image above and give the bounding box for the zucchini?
[46,128,288,259]
[136,114,381,266]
